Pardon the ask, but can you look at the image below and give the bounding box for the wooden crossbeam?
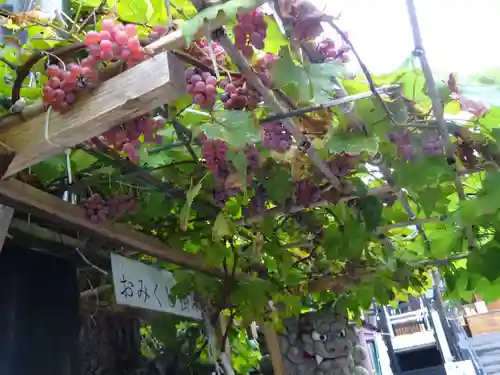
[0,52,186,178]
[0,179,225,277]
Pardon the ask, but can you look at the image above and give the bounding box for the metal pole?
[375,302,402,375]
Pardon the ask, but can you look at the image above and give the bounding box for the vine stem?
[405,0,474,250]
[216,31,341,190]
[233,185,395,225]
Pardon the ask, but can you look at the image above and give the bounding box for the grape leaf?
[259,165,293,205]
[71,150,97,171]
[417,186,451,217]
[179,175,207,231]
[305,61,349,103]
[180,0,268,44]
[359,196,383,232]
[393,157,455,192]
[263,16,288,54]
[213,212,233,240]
[325,134,379,154]
[201,110,260,148]
[270,46,309,100]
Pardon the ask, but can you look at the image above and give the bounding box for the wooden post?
[0,52,185,177]
[262,323,287,375]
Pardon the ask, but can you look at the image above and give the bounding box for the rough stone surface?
[266,310,370,375]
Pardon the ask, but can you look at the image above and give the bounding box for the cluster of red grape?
[195,39,227,66]
[100,115,165,164]
[288,4,324,41]
[83,18,145,67]
[388,130,417,161]
[185,67,218,110]
[327,153,359,178]
[422,132,444,156]
[294,180,321,207]
[233,9,268,58]
[43,63,98,113]
[261,121,292,153]
[148,24,169,40]
[218,57,273,110]
[317,38,350,63]
[243,187,267,217]
[200,133,261,206]
[457,140,477,169]
[83,193,138,223]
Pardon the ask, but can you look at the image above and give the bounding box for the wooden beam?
[0,205,14,253]
[0,52,186,177]
[0,179,226,278]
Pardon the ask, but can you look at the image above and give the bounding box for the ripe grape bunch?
[233,9,268,58]
[185,67,218,110]
[328,153,359,178]
[294,180,321,207]
[100,115,165,164]
[43,63,98,113]
[195,39,227,66]
[83,18,145,67]
[317,38,350,63]
[388,130,417,161]
[261,121,292,153]
[422,132,444,156]
[83,193,138,223]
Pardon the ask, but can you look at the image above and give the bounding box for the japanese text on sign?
[110,253,202,320]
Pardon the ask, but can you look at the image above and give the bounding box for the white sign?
[110,253,202,320]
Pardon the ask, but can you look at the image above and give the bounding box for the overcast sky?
[314,0,500,76]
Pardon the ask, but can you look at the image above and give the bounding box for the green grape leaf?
[359,195,383,232]
[480,105,500,128]
[468,240,500,282]
[213,212,233,240]
[263,16,288,54]
[71,150,98,171]
[181,0,268,44]
[201,110,260,148]
[270,46,309,100]
[259,165,293,205]
[227,148,248,196]
[325,134,379,154]
[179,175,207,231]
[393,157,455,191]
[417,186,451,217]
[305,61,349,103]
[30,155,67,183]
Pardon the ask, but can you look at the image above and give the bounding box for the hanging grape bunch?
[327,153,359,178]
[317,38,350,63]
[43,63,99,113]
[422,131,444,156]
[100,115,165,164]
[83,193,139,223]
[261,121,293,153]
[195,39,227,66]
[388,130,417,161]
[83,18,145,67]
[294,179,321,207]
[233,9,268,58]
[185,67,218,110]
[219,56,274,110]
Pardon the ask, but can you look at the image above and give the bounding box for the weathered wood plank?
[0,179,224,277]
[0,205,14,254]
[0,52,185,177]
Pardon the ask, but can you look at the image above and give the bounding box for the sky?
[315,0,500,76]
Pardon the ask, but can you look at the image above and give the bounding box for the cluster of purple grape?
[317,38,350,63]
[243,187,267,217]
[185,67,218,110]
[422,132,444,156]
[219,79,251,110]
[83,193,138,223]
[288,4,324,41]
[457,140,477,169]
[328,153,359,178]
[200,133,261,206]
[233,9,268,58]
[261,121,292,153]
[388,130,417,161]
[107,193,139,218]
[99,115,165,164]
[195,39,227,66]
[43,63,98,113]
[294,180,321,207]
